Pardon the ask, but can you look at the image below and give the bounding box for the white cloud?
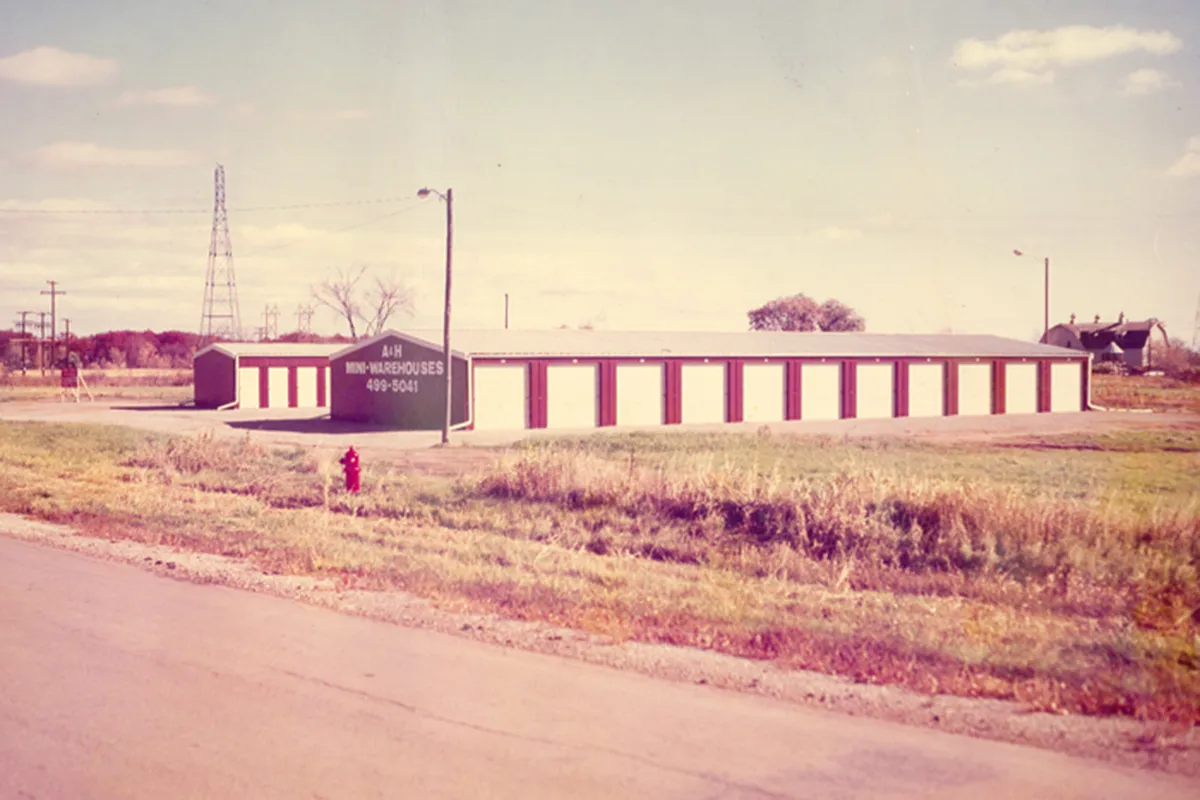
[0,46,118,86]
[952,25,1182,72]
[957,67,1056,88]
[115,86,216,107]
[290,108,372,122]
[1165,136,1200,179]
[990,67,1054,86]
[808,226,863,242]
[32,142,198,169]
[1120,68,1180,96]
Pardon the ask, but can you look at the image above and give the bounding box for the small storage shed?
[192,342,344,410]
[326,329,1092,431]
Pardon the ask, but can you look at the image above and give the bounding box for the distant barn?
[1041,315,1167,370]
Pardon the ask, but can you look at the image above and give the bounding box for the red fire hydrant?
[339,446,361,494]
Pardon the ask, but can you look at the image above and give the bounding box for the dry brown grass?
[1,420,1197,723]
[0,368,193,403]
[1093,373,1200,414]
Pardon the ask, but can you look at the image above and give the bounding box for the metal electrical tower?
[260,303,280,340]
[1192,292,1200,350]
[200,164,242,342]
[296,303,314,333]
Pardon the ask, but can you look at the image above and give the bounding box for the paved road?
[2,537,1196,799]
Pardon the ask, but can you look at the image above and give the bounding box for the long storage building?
[325,329,1091,431]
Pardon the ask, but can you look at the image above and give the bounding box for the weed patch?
[1,420,1197,724]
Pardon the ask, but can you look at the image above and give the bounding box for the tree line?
[0,329,350,372]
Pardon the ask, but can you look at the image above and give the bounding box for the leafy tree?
[748,294,866,332]
[814,298,866,332]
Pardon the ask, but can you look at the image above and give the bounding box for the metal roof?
[342,329,1082,360]
[195,342,347,359]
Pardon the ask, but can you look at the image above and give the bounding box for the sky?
[2,0,1198,341]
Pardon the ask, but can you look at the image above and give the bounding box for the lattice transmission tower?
[1192,292,1200,350]
[200,164,242,342]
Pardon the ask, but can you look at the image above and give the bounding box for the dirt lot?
[1,399,1195,475]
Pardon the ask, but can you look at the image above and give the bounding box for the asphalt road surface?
[2,537,1196,799]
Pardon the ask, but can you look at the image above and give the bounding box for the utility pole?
[36,312,49,374]
[417,186,454,446]
[1043,256,1050,341]
[1013,249,1050,341]
[60,318,73,370]
[442,189,454,446]
[14,311,33,374]
[41,280,65,367]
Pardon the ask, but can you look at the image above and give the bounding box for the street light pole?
[1043,256,1049,341]
[1013,249,1050,341]
[419,187,454,445]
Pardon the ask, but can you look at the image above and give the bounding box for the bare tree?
[312,265,414,341]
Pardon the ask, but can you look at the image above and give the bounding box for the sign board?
[61,366,78,388]
[330,333,470,428]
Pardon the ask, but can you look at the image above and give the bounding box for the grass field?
[1092,373,1200,414]
[0,368,193,404]
[0,421,1197,723]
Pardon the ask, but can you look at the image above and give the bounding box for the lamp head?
[417,188,431,199]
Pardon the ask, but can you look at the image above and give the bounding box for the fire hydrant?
[339,446,361,494]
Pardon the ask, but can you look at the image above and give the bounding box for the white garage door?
[1005,363,1038,415]
[743,363,784,422]
[958,363,992,416]
[856,363,894,419]
[474,365,528,430]
[801,363,841,420]
[616,364,664,427]
[268,367,289,408]
[681,364,726,424]
[908,363,944,418]
[296,367,318,407]
[1051,362,1084,412]
[547,364,598,429]
[238,366,260,409]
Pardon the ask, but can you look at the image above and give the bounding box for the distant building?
[1040,314,1167,370]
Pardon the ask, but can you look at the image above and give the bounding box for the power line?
[0,195,418,216]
